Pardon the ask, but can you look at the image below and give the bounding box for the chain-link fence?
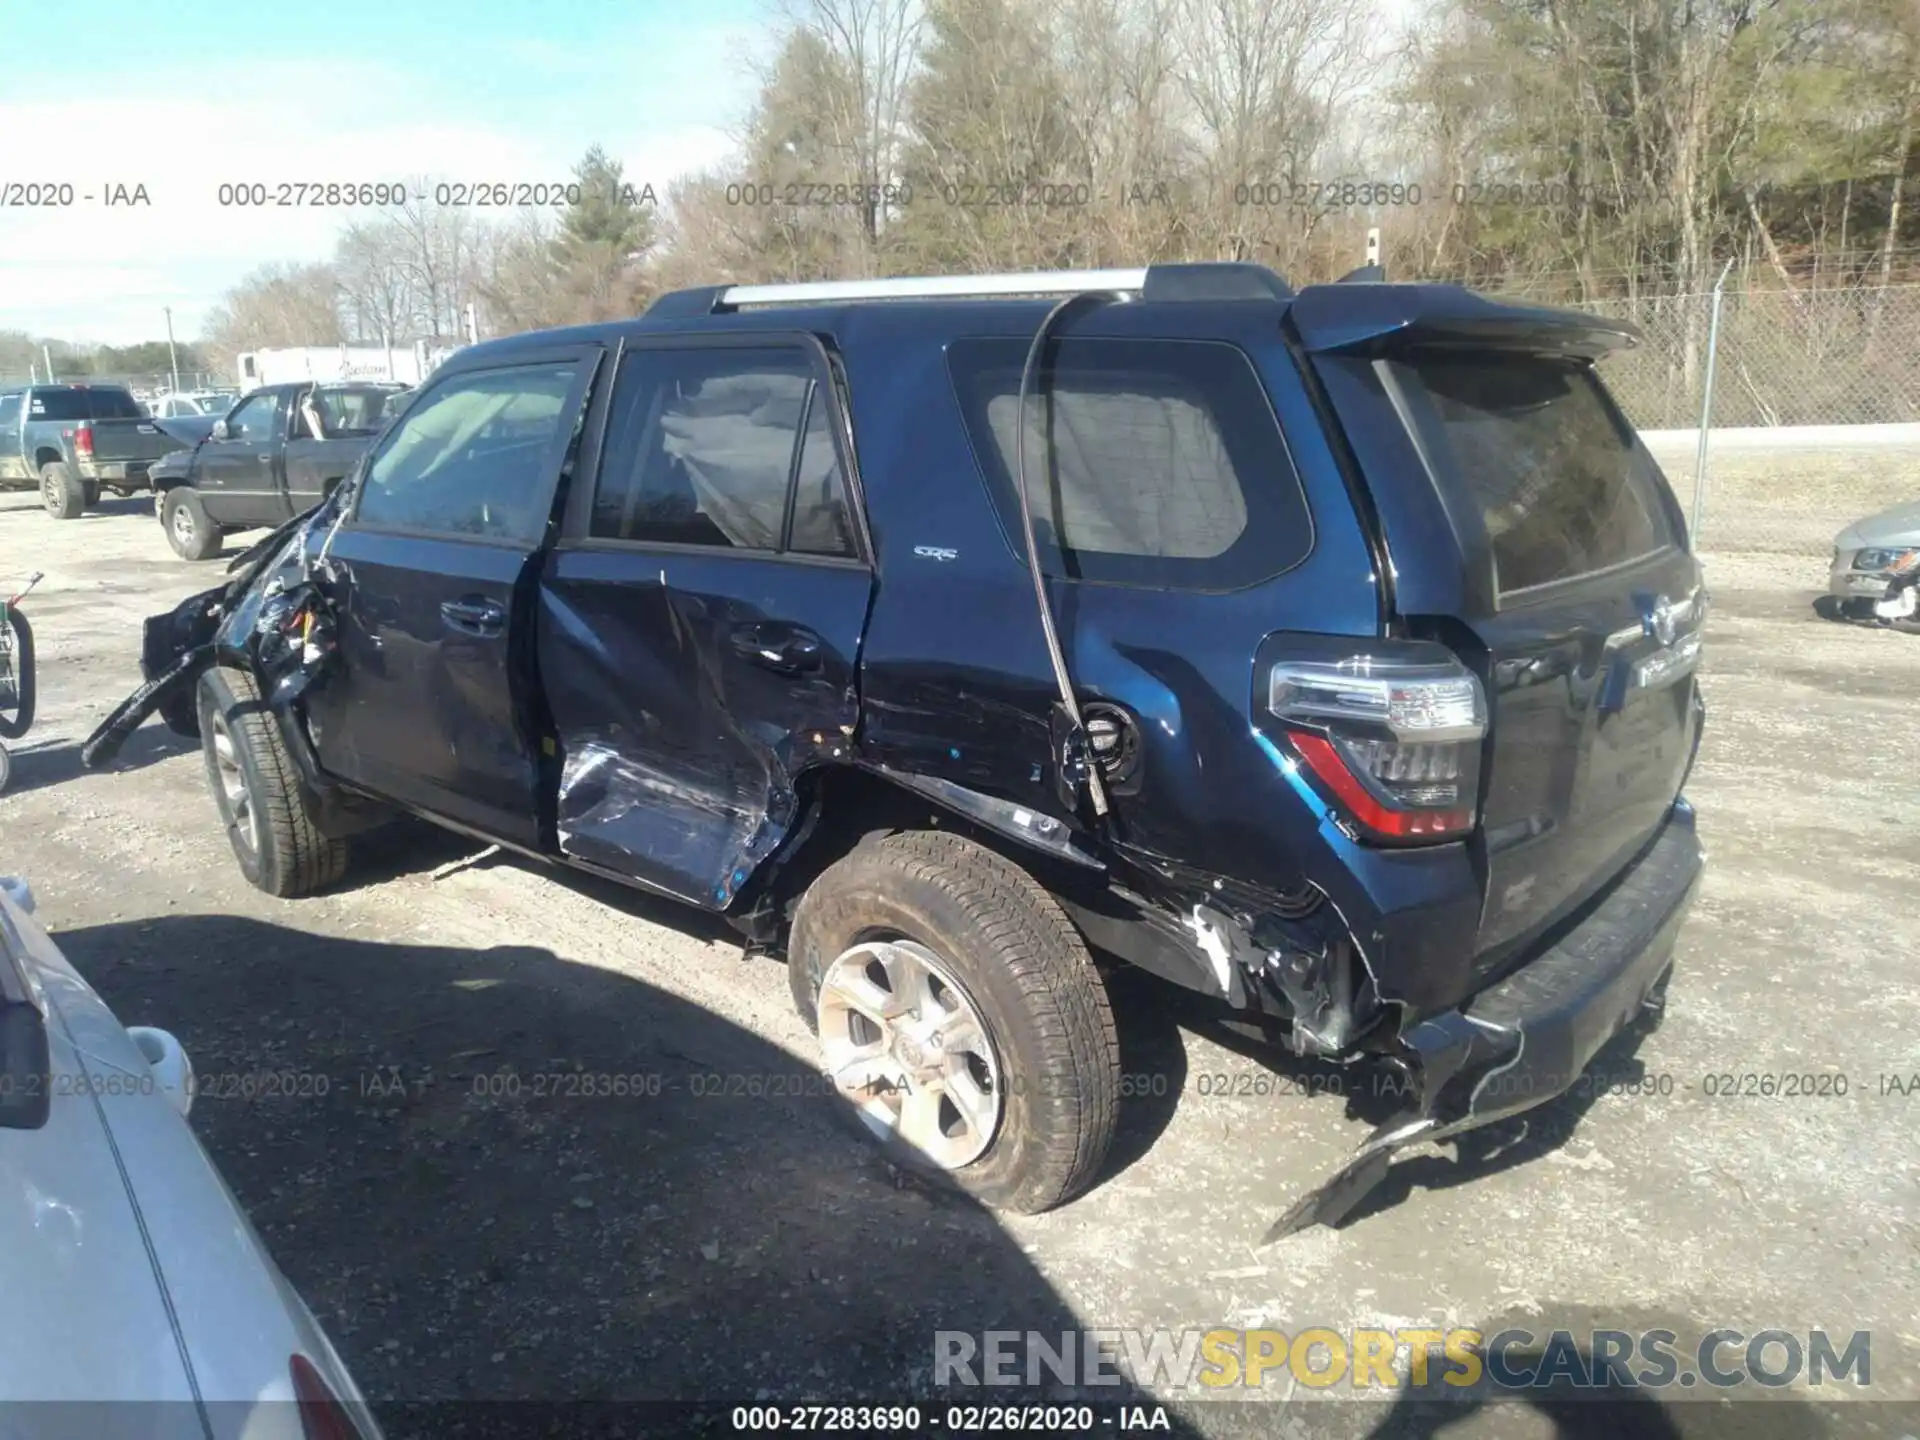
[0,371,229,400]
[1578,285,1920,567]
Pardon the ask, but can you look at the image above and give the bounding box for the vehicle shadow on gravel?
[1360,1303,1841,1440]
[0,724,197,795]
[338,827,1195,1191]
[54,912,1203,1436]
[1151,984,1669,1235]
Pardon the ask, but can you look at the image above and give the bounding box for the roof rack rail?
[645,262,1293,316]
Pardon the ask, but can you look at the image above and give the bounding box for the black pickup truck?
[0,383,189,518]
[150,381,409,559]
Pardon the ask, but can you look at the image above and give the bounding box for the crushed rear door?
[1293,286,1705,965]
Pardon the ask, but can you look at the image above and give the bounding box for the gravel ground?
[1644,435,1919,558]
[1,488,1916,1439]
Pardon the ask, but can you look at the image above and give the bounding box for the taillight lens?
[290,1354,361,1440]
[1269,656,1488,845]
[73,425,94,458]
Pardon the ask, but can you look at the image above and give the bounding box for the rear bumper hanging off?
[1262,800,1703,1243]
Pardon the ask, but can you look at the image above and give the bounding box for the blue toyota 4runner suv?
[95,263,1706,1238]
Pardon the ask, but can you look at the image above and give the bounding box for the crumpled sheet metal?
[555,738,795,908]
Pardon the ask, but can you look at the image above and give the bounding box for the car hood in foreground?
[0,887,378,1438]
[1835,497,1920,550]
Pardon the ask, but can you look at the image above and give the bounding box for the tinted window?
[948,337,1311,590]
[28,389,89,421]
[356,362,578,542]
[788,390,857,557]
[1391,356,1678,596]
[225,391,279,441]
[591,347,855,556]
[84,388,146,419]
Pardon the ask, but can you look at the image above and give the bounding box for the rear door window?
[947,337,1312,590]
[588,345,860,559]
[1386,355,1679,598]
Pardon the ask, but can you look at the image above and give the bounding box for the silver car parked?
[1830,499,1920,610]
[0,875,381,1440]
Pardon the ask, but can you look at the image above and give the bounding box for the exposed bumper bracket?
[1259,808,1701,1243]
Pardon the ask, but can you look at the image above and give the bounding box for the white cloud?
[0,38,756,345]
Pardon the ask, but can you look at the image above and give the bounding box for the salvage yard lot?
[2,490,1917,1437]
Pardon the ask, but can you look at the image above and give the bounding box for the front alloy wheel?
[208,707,260,858]
[817,938,1004,1170]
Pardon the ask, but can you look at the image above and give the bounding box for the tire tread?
[209,668,347,896]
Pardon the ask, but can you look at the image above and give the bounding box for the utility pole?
[164,306,180,394]
[465,301,479,345]
[41,344,53,382]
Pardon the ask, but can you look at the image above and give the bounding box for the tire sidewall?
[163,488,216,560]
[196,670,276,889]
[40,464,81,520]
[791,846,1088,1208]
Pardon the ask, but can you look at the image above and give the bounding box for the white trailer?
[235,342,461,392]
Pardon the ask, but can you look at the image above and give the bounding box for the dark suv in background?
[103,262,1706,1238]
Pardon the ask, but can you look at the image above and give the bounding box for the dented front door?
[538,334,872,908]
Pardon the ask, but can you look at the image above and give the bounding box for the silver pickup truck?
[0,383,190,518]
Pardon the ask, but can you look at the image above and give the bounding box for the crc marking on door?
[913,546,958,562]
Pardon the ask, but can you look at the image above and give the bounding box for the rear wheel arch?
[731,765,1107,952]
[786,825,1122,1213]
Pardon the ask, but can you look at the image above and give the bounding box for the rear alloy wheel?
[817,938,1006,1171]
[162,487,225,561]
[789,830,1120,1214]
[40,463,85,520]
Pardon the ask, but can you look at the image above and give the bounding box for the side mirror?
[211,419,230,441]
[1,926,51,1133]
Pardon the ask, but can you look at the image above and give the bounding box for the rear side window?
[947,337,1311,590]
[1388,356,1678,597]
[589,346,858,558]
[28,389,89,421]
[83,388,146,420]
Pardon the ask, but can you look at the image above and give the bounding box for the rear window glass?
[27,387,144,421]
[1389,356,1678,596]
[948,337,1312,590]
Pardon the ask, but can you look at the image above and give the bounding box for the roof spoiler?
[1289,282,1639,359]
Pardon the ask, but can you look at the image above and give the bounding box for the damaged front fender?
[81,504,341,769]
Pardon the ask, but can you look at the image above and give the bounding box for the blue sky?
[0,0,767,345]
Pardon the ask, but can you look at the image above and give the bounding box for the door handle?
[730,623,824,674]
[440,596,506,636]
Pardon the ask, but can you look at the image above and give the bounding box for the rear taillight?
[1268,656,1487,845]
[290,1354,361,1440]
[72,425,94,459]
